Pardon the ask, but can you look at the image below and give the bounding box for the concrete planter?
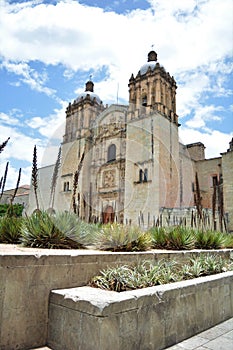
[48,271,233,350]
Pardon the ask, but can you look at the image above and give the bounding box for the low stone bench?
[48,271,233,350]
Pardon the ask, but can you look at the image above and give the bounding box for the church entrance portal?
[103,205,115,224]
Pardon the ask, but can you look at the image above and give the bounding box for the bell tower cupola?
[63,79,105,143]
[128,50,178,125]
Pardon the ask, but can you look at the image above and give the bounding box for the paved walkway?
[33,318,233,350]
[166,317,233,350]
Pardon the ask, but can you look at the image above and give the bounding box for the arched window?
[142,95,147,107]
[139,169,143,183]
[63,181,70,192]
[107,144,116,162]
[144,169,148,182]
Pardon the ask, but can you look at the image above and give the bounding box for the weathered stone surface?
[1,246,233,349]
[48,272,233,350]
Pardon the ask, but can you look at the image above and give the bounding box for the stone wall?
[0,248,232,349]
[48,272,233,350]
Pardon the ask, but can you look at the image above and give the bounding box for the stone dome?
[75,91,102,104]
[139,62,157,75]
[75,80,102,104]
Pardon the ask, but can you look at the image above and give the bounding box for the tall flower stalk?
[72,150,85,214]
[0,161,9,200]
[32,145,39,210]
[49,146,61,209]
[11,168,21,205]
[0,137,10,154]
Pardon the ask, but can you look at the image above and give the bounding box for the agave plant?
[89,256,233,292]
[150,226,195,250]
[149,227,168,249]
[166,226,196,250]
[20,211,82,249]
[51,211,96,247]
[194,230,230,249]
[93,223,151,251]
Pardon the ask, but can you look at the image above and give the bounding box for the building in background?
[0,184,30,210]
[28,50,233,231]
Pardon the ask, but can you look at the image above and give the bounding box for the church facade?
[28,50,233,231]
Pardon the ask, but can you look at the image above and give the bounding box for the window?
[144,168,148,182]
[212,175,218,187]
[142,95,147,107]
[63,181,70,192]
[107,144,116,162]
[139,169,148,183]
[139,169,143,183]
[192,182,195,192]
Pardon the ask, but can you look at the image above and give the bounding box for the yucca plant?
[51,211,96,247]
[20,211,82,249]
[0,216,23,243]
[93,223,151,251]
[89,256,233,292]
[150,226,195,250]
[182,255,230,278]
[194,230,230,249]
[149,227,168,249]
[166,226,196,250]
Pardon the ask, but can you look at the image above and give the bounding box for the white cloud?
[26,103,66,139]
[0,61,56,97]
[0,112,19,125]
[179,127,233,158]
[0,0,232,185]
[186,105,223,129]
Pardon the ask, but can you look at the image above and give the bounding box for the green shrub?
[93,223,151,251]
[0,216,23,243]
[194,230,231,249]
[182,255,232,278]
[0,204,24,217]
[51,211,98,247]
[150,226,195,250]
[89,255,233,292]
[20,211,85,249]
[89,260,180,292]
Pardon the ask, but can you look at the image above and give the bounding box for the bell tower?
[63,79,105,143]
[124,50,180,224]
[128,50,178,125]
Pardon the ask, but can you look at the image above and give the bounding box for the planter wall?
[48,272,233,350]
[0,247,232,349]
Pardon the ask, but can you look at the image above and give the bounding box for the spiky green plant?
[51,211,96,247]
[20,211,82,249]
[166,227,195,250]
[93,223,151,251]
[194,230,230,249]
[150,226,195,250]
[149,227,168,249]
[89,256,233,292]
[182,255,231,278]
[0,216,23,243]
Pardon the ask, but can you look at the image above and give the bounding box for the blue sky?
[0,0,232,189]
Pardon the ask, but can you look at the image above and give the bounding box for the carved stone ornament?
[103,170,116,188]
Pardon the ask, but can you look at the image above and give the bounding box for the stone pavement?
[32,318,233,350]
[166,317,233,350]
